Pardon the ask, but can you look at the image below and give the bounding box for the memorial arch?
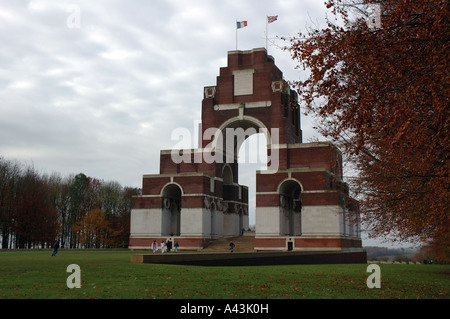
[129,48,362,251]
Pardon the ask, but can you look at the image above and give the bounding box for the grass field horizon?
[0,250,448,299]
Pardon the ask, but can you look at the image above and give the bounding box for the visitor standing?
[229,241,235,253]
[152,240,158,254]
[174,241,179,252]
[161,240,165,253]
[167,239,172,252]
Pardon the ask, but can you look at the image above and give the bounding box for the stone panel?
[301,205,341,235]
[130,208,161,235]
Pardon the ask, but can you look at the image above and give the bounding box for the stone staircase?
[203,231,255,252]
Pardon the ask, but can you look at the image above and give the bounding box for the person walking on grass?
[51,240,60,256]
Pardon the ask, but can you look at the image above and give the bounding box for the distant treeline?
[0,156,141,249]
[365,246,418,259]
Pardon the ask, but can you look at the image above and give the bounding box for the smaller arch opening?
[162,183,182,199]
[210,201,218,239]
[161,183,182,236]
[279,180,302,206]
[278,179,302,236]
[222,164,234,185]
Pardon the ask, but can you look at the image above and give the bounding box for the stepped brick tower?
[129,48,362,251]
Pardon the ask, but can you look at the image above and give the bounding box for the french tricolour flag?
[236,21,248,29]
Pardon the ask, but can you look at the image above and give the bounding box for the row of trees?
[0,156,140,249]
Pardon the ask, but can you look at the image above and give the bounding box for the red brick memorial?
[129,48,362,253]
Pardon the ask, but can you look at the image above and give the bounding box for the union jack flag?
[267,15,278,24]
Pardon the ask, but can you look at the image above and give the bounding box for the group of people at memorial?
[150,239,237,253]
[151,239,179,254]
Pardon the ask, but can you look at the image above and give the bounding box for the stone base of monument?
[131,249,367,266]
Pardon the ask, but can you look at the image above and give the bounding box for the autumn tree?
[13,167,59,248]
[47,173,72,248]
[99,180,123,217]
[98,182,141,247]
[66,173,101,248]
[109,186,141,248]
[71,208,121,248]
[286,0,449,250]
[0,157,21,248]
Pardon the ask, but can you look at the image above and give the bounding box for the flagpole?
[266,15,268,51]
[236,20,238,50]
[236,20,247,50]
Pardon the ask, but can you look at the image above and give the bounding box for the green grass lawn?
[0,250,448,299]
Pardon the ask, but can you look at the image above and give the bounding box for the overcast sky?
[0,0,328,184]
[0,1,407,247]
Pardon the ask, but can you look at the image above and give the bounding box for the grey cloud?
[0,0,327,188]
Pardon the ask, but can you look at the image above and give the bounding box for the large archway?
[238,132,268,229]
[210,115,272,164]
[210,116,270,234]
